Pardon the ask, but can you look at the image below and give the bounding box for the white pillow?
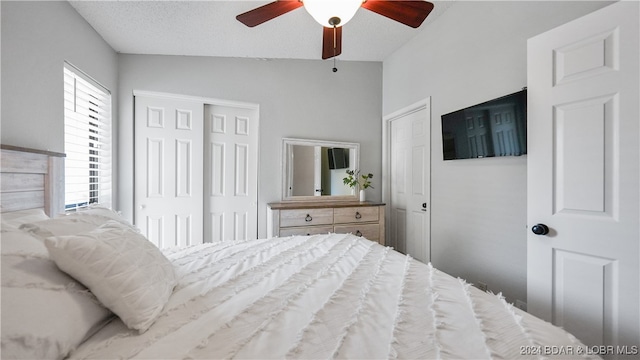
[1,230,113,360]
[1,208,49,231]
[44,221,177,333]
[19,211,135,240]
[72,205,134,226]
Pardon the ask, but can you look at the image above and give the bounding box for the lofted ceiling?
[68,0,453,62]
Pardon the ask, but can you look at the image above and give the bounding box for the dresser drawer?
[279,225,334,237]
[334,206,379,224]
[280,208,333,228]
[334,223,380,242]
[268,202,385,246]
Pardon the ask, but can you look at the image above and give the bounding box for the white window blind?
[64,63,112,211]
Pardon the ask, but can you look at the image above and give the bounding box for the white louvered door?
[134,95,204,248]
[527,1,639,350]
[204,104,259,242]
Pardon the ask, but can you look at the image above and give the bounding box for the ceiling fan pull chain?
[332,25,338,73]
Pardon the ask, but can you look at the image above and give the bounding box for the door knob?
[421,203,427,211]
[531,224,549,235]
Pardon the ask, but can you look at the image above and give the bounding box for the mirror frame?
[281,138,360,202]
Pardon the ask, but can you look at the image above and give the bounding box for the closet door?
[134,95,204,248]
[204,104,259,242]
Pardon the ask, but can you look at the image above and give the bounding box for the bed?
[1,146,597,359]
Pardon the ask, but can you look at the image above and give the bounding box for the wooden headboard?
[0,144,65,216]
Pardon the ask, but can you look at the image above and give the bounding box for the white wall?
[1,1,118,154]
[383,1,612,304]
[117,55,382,237]
[1,1,119,208]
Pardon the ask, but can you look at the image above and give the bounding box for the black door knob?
[531,224,549,235]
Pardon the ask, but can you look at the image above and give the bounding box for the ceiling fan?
[236,0,435,60]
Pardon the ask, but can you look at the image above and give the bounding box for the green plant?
[343,169,374,190]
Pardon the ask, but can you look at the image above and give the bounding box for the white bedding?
[68,233,595,359]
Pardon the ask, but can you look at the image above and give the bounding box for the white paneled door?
[527,1,639,350]
[204,104,258,242]
[134,95,204,248]
[387,99,431,263]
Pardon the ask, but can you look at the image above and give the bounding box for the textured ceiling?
[68,0,453,62]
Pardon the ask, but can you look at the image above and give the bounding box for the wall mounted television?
[441,89,527,160]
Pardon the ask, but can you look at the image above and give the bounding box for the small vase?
[359,189,366,202]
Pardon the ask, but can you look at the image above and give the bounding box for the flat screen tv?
[441,89,527,160]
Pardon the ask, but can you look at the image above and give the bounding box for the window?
[63,63,112,211]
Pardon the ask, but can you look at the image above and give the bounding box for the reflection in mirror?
[283,138,359,201]
[290,146,351,196]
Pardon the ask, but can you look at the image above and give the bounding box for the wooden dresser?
[267,201,385,245]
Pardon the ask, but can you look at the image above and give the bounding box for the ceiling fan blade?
[322,26,342,60]
[361,0,434,28]
[236,0,303,27]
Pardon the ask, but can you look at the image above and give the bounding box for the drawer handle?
[305,214,312,222]
[355,212,362,219]
[355,230,362,237]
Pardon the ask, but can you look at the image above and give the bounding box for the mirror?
[282,138,359,201]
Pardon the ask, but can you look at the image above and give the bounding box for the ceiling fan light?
[303,0,362,27]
